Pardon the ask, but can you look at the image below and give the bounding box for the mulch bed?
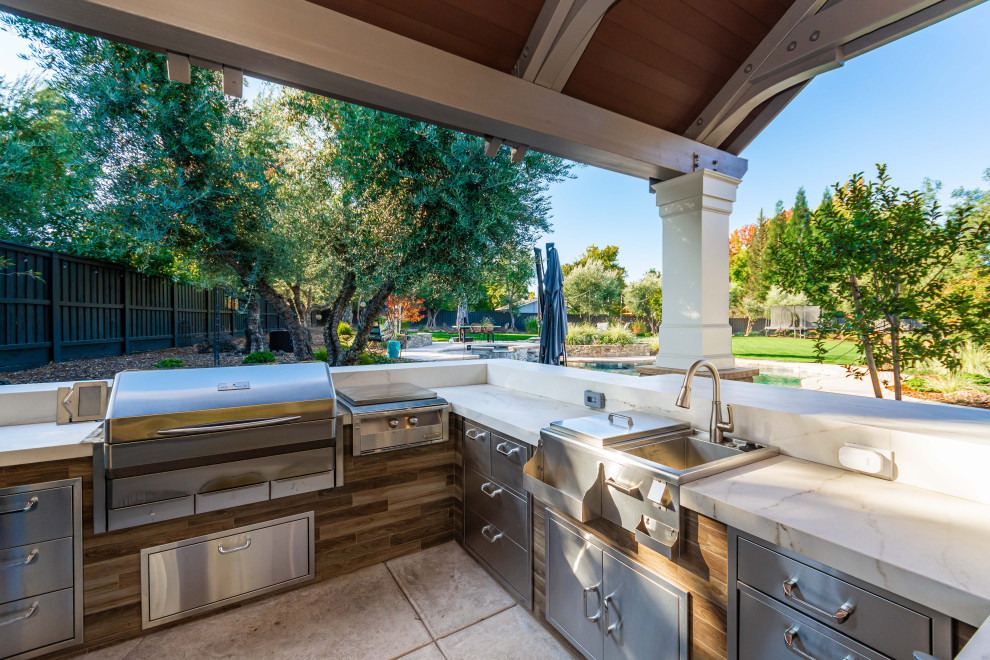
[890,385,990,409]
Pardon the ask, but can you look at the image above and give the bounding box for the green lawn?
[731,336,862,365]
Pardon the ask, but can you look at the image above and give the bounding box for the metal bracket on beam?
[222,66,243,98]
[484,136,504,158]
[166,51,190,84]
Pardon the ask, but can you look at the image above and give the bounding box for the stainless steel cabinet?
[462,419,533,606]
[0,478,82,660]
[728,528,951,660]
[545,511,688,660]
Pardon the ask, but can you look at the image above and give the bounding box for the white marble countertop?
[958,616,990,659]
[0,421,101,467]
[682,455,990,628]
[432,384,599,445]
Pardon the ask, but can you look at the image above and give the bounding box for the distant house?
[495,298,539,314]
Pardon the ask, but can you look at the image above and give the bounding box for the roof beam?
[0,0,744,181]
[688,0,986,151]
[513,0,617,91]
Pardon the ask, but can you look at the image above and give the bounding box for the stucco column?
[652,169,739,370]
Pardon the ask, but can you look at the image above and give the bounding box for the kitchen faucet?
[674,359,734,444]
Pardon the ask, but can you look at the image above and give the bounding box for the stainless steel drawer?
[0,588,75,659]
[0,537,74,604]
[465,468,528,545]
[465,509,529,601]
[0,487,72,550]
[194,481,269,514]
[463,421,491,475]
[737,537,931,659]
[270,470,334,499]
[739,585,888,660]
[490,433,528,496]
[143,512,313,627]
[108,495,194,531]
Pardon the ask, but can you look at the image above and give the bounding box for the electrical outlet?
[584,390,605,409]
[838,442,894,480]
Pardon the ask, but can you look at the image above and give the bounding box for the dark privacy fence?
[1,240,283,371]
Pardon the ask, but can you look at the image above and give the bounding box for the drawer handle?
[0,496,38,515]
[465,429,487,441]
[218,536,252,554]
[784,626,854,660]
[480,524,503,543]
[157,416,301,435]
[605,477,639,496]
[783,578,854,622]
[0,601,38,628]
[495,442,522,458]
[583,584,601,622]
[604,594,620,636]
[480,482,503,498]
[0,549,39,571]
[608,413,633,428]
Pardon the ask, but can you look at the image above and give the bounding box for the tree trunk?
[343,280,395,365]
[243,295,268,354]
[256,277,313,361]
[849,275,883,398]
[889,320,902,401]
[425,308,440,330]
[323,272,357,366]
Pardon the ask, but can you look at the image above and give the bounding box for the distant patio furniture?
[454,325,474,343]
[368,325,385,348]
[442,323,454,333]
[481,323,495,342]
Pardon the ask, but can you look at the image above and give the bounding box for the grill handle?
[156,415,301,435]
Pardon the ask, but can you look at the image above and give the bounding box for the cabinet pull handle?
[217,536,252,554]
[480,524,503,543]
[0,549,39,571]
[784,626,853,660]
[480,482,502,498]
[605,478,639,496]
[465,429,486,441]
[0,496,38,515]
[0,601,38,628]
[583,584,601,622]
[604,594,620,636]
[783,578,854,622]
[495,442,522,458]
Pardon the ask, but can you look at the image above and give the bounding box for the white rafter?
[688,0,986,151]
[0,0,744,181]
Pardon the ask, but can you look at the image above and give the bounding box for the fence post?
[171,283,179,347]
[50,253,61,364]
[122,270,131,355]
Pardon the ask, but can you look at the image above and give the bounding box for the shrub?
[241,351,276,365]
[357,352,393,365]
[153,358,183,369]
[598,324,636,345]
[337,322,353,337]
[631,321,647,335]
[313,348,328,362]
[525,317,539,334]
[648,337,659,353]
[565,323,599,345]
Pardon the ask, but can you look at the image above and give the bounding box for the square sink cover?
[550,410,689,446]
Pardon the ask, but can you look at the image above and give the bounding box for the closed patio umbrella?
[538,243,568,366]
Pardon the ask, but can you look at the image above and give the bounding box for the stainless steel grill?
[337,383,449,456]
[94,363,337,533]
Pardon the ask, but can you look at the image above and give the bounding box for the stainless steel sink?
[609,431,775,484]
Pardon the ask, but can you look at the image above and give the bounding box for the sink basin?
[610,432,777,483]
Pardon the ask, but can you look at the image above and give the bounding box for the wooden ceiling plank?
[437,0,543,39]
[727,0,792,28]
[660,0,775,48]
[627,0,757,61]
[564,63,690,130]
[576,40,705,110]
[367,0,529,55]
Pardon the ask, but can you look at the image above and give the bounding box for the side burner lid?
[549,410,689,446]
[337,383,437,407]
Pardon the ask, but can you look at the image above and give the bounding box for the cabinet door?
[546,514,604,660]
[603,552,687,660]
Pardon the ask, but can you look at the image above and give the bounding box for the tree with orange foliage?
[383,294,425,338]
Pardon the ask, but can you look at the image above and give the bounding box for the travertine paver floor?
[75,541,574,660]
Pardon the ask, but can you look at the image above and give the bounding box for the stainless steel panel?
[351,405,447,456]
[0,487,72,550]
[540,433,603,520]
[738,585,888,660]
[490,433,528,496]
[142,512,313,627]
[194,482,269,514]
[738,537,931,659]
[270,471,335,499]
[602,551,687,660]
[109,447,333,508]
[108,496,194,531]
[546,512,604,660]
[0,588,75,659]
[0,537,73,605]
[465,468,528,545]
[463,421,491,475]
[337,383,436,406]
[549,411,689,447]
[600,459,680,559]
[464,510,529,602]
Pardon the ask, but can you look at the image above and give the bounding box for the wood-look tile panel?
[1,421,462,659]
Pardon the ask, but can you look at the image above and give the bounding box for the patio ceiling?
[0,0,984,180]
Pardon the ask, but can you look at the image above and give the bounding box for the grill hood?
[105,363,335,444]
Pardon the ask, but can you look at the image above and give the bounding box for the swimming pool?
[569,361,815,388]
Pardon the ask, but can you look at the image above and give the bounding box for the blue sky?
[4,5,990,279]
